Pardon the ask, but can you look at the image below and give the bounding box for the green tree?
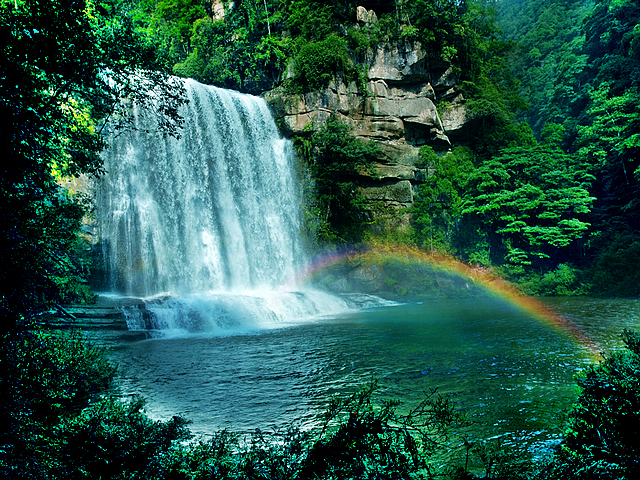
[582,0,640,95]
[134,382,464,480]
[412,146,475,254]
[135,0,208,65]
[461,34,534,158]
[283,0,354,41]
[294,34,355,92]
[497,0,588,137]
[298,115,379,245]
[462,145,594,266]
[398,0,466,56]
[0,0,185,334]
[574,0,640,294]
[497,0,640,294]
[540,122,565,148]
[174,0,291,93]
[576,84,640,231]
[547,330,640,479]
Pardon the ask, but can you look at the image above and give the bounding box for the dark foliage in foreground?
[539,330,640,480]
[4,326,640,479]
[0,330,190,479]
[0,328,465,479]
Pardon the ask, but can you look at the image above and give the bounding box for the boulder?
[367,41,430,83]
[356,6,378,24]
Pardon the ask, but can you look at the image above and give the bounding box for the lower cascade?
[97,79,369,335]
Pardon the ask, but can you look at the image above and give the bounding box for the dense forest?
[2,0,640,478]
[496,0,640,296]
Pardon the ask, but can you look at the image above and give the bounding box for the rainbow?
[298,242,603,360]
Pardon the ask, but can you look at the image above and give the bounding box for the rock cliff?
[264,23,470,233]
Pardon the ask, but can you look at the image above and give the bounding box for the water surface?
[108,295,640,456]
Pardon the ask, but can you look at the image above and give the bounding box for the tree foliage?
[134,0,208,65]
[589,233,640,297]
[294,35,356,92]
[297,115,380,245]
[497,0,640,292]
[545,330,640,479]
[462,145,594,266]
[413,146,475,254]
[412,140,596,281]
[140,381,463,480]
[0,2,192,474]
[283,0,355,41]
[497,0,588,137]
[172,0,292,93]
[0,0,185,333]
[577,84,640,232]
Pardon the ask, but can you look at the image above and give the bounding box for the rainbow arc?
[299,243,603,360]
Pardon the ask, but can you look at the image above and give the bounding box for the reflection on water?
[108,296,640,454]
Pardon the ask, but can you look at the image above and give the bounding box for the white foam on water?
[116,289,398,338]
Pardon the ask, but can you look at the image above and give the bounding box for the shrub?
[0,330,189,479]
[545,330,640,479]
[518,263,590,296]
[294,35,355,92]
[300,381,463,479]
[53,396,190,479]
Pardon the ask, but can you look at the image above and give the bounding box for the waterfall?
[97,79,356,334]
[99,79,309,295]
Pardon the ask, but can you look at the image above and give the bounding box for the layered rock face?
[264,27,469,233]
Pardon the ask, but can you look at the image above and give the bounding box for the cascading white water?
[97,79,363,334]
[100,79,305,295]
